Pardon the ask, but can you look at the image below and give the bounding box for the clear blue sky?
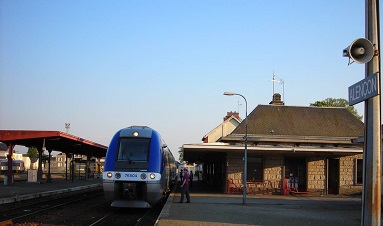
[0,1,371,158]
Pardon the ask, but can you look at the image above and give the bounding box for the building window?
[247,157,263,181]
[356,159,363,184]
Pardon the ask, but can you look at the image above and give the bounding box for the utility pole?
[362,0,381,225]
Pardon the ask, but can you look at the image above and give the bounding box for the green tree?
[310,98,363,120]
[27,147,39,158]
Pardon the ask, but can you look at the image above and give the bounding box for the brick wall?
[225,152,362,195]
[305,155,363,194]
[339,154,363,194]
[226,153,284,194]
[307,156,326,192]
[263,155,283,193]
[226,152,243,187]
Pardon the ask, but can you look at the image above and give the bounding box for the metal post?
[243,95,248,205]
[47,150,52,182]
[37,148,43,182]
[362,0,381,225]
[6,144,14,186]
[224,92,248,205]
[65,154,68,180]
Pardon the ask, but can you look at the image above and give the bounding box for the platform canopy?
[0,130,107,158]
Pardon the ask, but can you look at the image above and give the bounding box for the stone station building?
[183,94,364,195]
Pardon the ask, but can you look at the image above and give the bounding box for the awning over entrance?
[183,142,363,163]
[0,130,107,158]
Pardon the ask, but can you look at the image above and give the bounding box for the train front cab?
[103,127,174,208]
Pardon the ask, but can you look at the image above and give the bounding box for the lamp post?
[223,91,248,205]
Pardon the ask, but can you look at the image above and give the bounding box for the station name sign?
[348,73,379,106]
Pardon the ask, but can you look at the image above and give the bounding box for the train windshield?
[117,138,150,162]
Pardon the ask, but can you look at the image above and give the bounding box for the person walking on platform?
[179,168,190,203]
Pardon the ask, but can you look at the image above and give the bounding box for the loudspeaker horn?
[343,38,374,64]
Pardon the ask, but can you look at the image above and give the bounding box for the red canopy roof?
[0,130,107,158]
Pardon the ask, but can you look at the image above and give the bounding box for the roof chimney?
[223,111,240,121]
[269,93,285,105]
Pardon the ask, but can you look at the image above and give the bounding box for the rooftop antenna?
[271,72,285,102]
[65,123,70,133]
[237,101,242,114]
[272,71,275,96]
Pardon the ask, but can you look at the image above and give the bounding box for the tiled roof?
[229,105,364,138]
[202,115,242,141]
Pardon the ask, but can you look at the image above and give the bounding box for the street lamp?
[223,91,248,205]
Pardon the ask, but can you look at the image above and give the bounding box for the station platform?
[0,174,101,205]
[156,180,363,226]
[0,176,364,225]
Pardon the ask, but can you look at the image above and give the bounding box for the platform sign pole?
[361,0,381,225]
[6,144,14,186]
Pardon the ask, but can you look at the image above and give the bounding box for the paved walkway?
[156,181,363,226]
[0,174,101,204]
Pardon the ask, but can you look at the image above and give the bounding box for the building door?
[203,152,226,192]
[328,159,339,194]
[284,158,307,191]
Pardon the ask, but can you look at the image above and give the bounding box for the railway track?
[89,200,165,226]
[0,188,168,226]
[0,189,105,225]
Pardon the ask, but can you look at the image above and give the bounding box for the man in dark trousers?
[179,168,190,203]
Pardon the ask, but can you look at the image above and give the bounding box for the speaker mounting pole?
[361,0,381,225]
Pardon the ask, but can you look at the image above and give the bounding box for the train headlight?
[150,173,156,179]
[133,131,139,137]
[107,172,113,178]
[115,173,121,179]
[141,173,147,179]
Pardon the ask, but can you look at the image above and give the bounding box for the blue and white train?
[103,126,177,208]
